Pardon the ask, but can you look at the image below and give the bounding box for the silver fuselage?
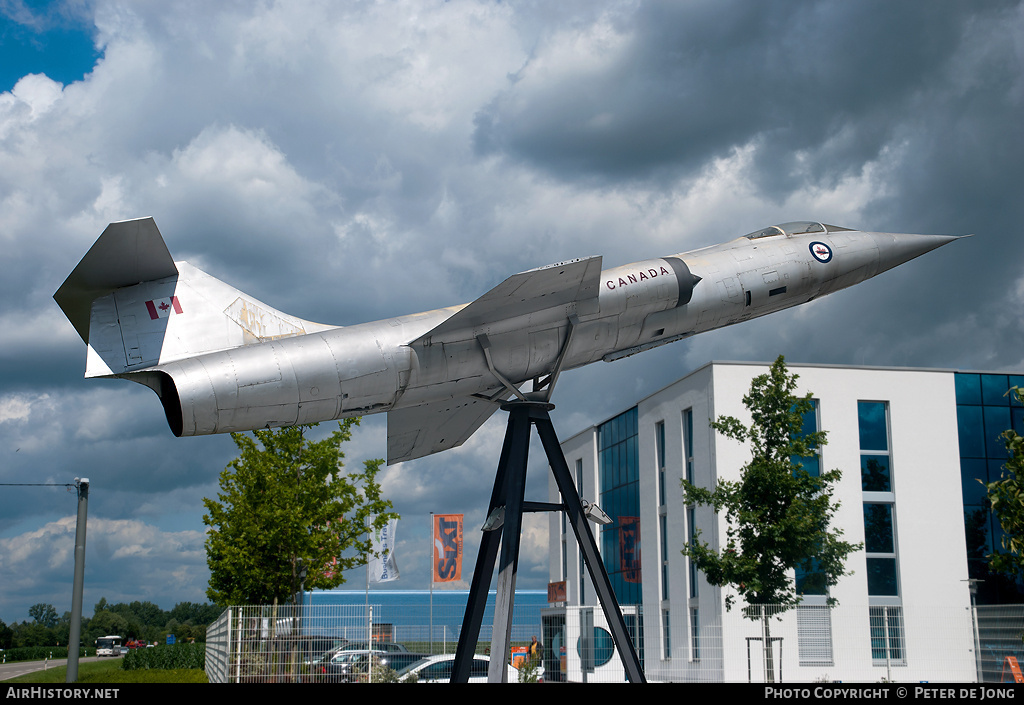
[148,226,954,438]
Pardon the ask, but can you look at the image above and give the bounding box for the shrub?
[121,643,205,671]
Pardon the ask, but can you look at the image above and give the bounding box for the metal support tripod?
[449,399,645,683]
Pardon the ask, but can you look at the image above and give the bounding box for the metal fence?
[597,603,980,683]
[567,603,1020,683]
[205,600,543,683]
[205,601,1024,683]
[977,605,1024,683]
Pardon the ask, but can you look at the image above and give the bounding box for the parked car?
[338,641,409,653]
[310,640,399,666]
[318,650,375,682]
[300,637,348,665]
[394,654,525,683]
[317,649,430,683]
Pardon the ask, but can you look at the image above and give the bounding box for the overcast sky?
[1,0,1022,624]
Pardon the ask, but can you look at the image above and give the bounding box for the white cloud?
[0,393,38,424]
[0,515,208,617]
[1,73,64,122]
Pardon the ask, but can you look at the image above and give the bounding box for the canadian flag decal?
[146,297,183,320]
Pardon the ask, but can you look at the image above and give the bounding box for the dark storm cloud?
[473,1,1014,192]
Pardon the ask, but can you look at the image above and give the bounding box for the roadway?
[0,655,105,681]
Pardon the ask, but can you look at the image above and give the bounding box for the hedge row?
[121,643,205,671]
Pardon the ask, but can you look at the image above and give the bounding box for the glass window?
[858,402,889,451]
[656,421,666,506]
[598,407,641,604]
[1011,376,1024,399]
[576,627,615,667]
[957,405,986,458]
[687,506,698,599]
[984,406,1012,458]
[656,421,666,468]
[860,402,899,600]
[981,374,1011,406]
[958,373,1024,598]
[866,558,899,596]
[955,373,982,405]
[683,408,694,484]
[959,458,988,505]
[794,400,824,592]
[662,609,671,660]
[864,504,895,553]
[861,455,891,492]
[796,556,827,596]
[690,608,700,661]
[989,458,1010,484]
[864,503,899,597]
[792,399,820,477]
[778,221,826,235]
[745,225,785,240]
[660,513,669,601]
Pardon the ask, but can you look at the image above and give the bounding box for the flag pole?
[429,511,434,654]
[365,514,370,646]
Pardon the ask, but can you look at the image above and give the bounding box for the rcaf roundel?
[809,241,833,263]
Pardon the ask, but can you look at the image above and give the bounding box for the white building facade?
[546,362,994,683]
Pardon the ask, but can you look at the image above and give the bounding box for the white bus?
[96,635,123,657]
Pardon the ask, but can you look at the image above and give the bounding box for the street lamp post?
[67,478,89,683]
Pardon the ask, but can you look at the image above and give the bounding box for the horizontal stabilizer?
[409,256,602,346]
[387,396,507,464]
[55,217,178,343]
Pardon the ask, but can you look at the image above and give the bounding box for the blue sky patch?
[0,2,100,91]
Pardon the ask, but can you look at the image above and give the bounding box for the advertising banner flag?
[369,517,400,583]
[433,514,463,583]
[619,516,641,583]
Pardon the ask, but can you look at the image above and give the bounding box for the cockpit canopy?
[744,221,852,240]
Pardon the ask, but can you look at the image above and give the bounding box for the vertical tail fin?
[55,218,329,378]
[54,217,178,344]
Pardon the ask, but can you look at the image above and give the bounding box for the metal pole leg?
[487,404,532,682]
[451,404,519,683]
[535,411,646,683]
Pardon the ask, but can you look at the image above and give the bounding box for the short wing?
[387,395,508,465]
[391,256,603,463]
[409,256,602,346]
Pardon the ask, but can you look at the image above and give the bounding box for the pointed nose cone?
[870,231,968,276]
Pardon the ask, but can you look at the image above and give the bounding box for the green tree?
[0,619,13,649]
[84,610,129,647]
[681,356,860,680]
[981,386,1024,578]
[28,603,59,629]
[203,419,398,605]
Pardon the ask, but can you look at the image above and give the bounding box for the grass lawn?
[5,659,207,684]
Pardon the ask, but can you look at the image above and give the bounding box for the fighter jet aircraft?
[54,218,964,464]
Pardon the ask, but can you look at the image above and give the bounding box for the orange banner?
[619,516,641,583]
[433,514,463,583]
